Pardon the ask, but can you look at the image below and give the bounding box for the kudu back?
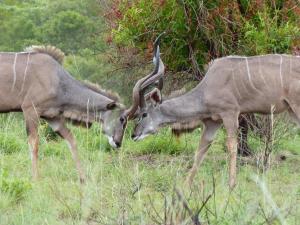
[0,46,128,182]
[130,47,300,189]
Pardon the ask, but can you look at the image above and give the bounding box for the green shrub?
[108,0,300,73]
[242,10,300,55]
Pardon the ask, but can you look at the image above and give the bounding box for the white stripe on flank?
[231,68,242,99]
[237,60,252,95]
[20,53,31,94]
[245,57,260,92]
[279,55,283,88]
[11,53,18,91]
[258,57,267,87]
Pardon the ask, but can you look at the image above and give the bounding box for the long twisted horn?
[124,33,165,119]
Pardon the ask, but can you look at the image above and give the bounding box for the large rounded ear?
[106,102,117,110]
[149,88,162,106]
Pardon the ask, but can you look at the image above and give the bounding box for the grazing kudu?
[131,45,300,188]
[0,46,128,182]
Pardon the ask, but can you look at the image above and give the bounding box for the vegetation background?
[0,0,300,224]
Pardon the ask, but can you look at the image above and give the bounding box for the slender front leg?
[222,113,239,189]
[48,119,85,183]
[23,108,40,180]
[186,119,221,186]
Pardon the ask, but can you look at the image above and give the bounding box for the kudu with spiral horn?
[131,49,300,189]
[0,45,128,183]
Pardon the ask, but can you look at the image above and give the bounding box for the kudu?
[0,46,128,182]
[131,45,300,188]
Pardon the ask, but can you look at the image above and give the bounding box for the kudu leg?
[222,114,239,189]
[23,109,40,180]
[186,119,221,186]
[237,114,252,156]
[48,120,85,183]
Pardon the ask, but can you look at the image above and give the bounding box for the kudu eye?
[142,112,148,118]
[120,117,125,123]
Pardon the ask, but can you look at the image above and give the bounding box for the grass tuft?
[0,132,24,154]
[0,169,31,202]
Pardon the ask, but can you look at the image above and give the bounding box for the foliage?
[242,9,300,54]
[41,11,94,52]
[0,0,104,53]
[107,0,300,73]
[64,49,105,80]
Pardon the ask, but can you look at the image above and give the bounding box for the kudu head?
[101,104,127,148]
[131,87,164,141]
[81,82,127,149]
[127,34,165,141]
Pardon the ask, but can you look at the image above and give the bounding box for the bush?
[106,0,300,73]
[242,10,300,55]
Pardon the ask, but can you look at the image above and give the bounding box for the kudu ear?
[149,88,162,106]
[106,102,117,110]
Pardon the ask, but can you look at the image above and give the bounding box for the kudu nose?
[115,141,121,148]
[131,134,136,140]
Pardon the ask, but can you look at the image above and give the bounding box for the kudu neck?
[156,88,207,126]
[60,75,114,122]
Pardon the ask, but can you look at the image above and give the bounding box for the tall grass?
[0,114,299,224]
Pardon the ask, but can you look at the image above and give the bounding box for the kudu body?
[131,51,300,188]
[0,46,127,182]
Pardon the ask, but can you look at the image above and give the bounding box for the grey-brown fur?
[165,88,201,136]
[83,80,121,103]
[0,46,127,182]
[132,51,300,189]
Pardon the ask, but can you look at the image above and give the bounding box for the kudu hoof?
[80,177,86,184]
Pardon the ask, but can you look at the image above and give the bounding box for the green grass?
[0,113,299,224]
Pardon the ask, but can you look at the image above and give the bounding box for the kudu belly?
[239,92,288,114]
